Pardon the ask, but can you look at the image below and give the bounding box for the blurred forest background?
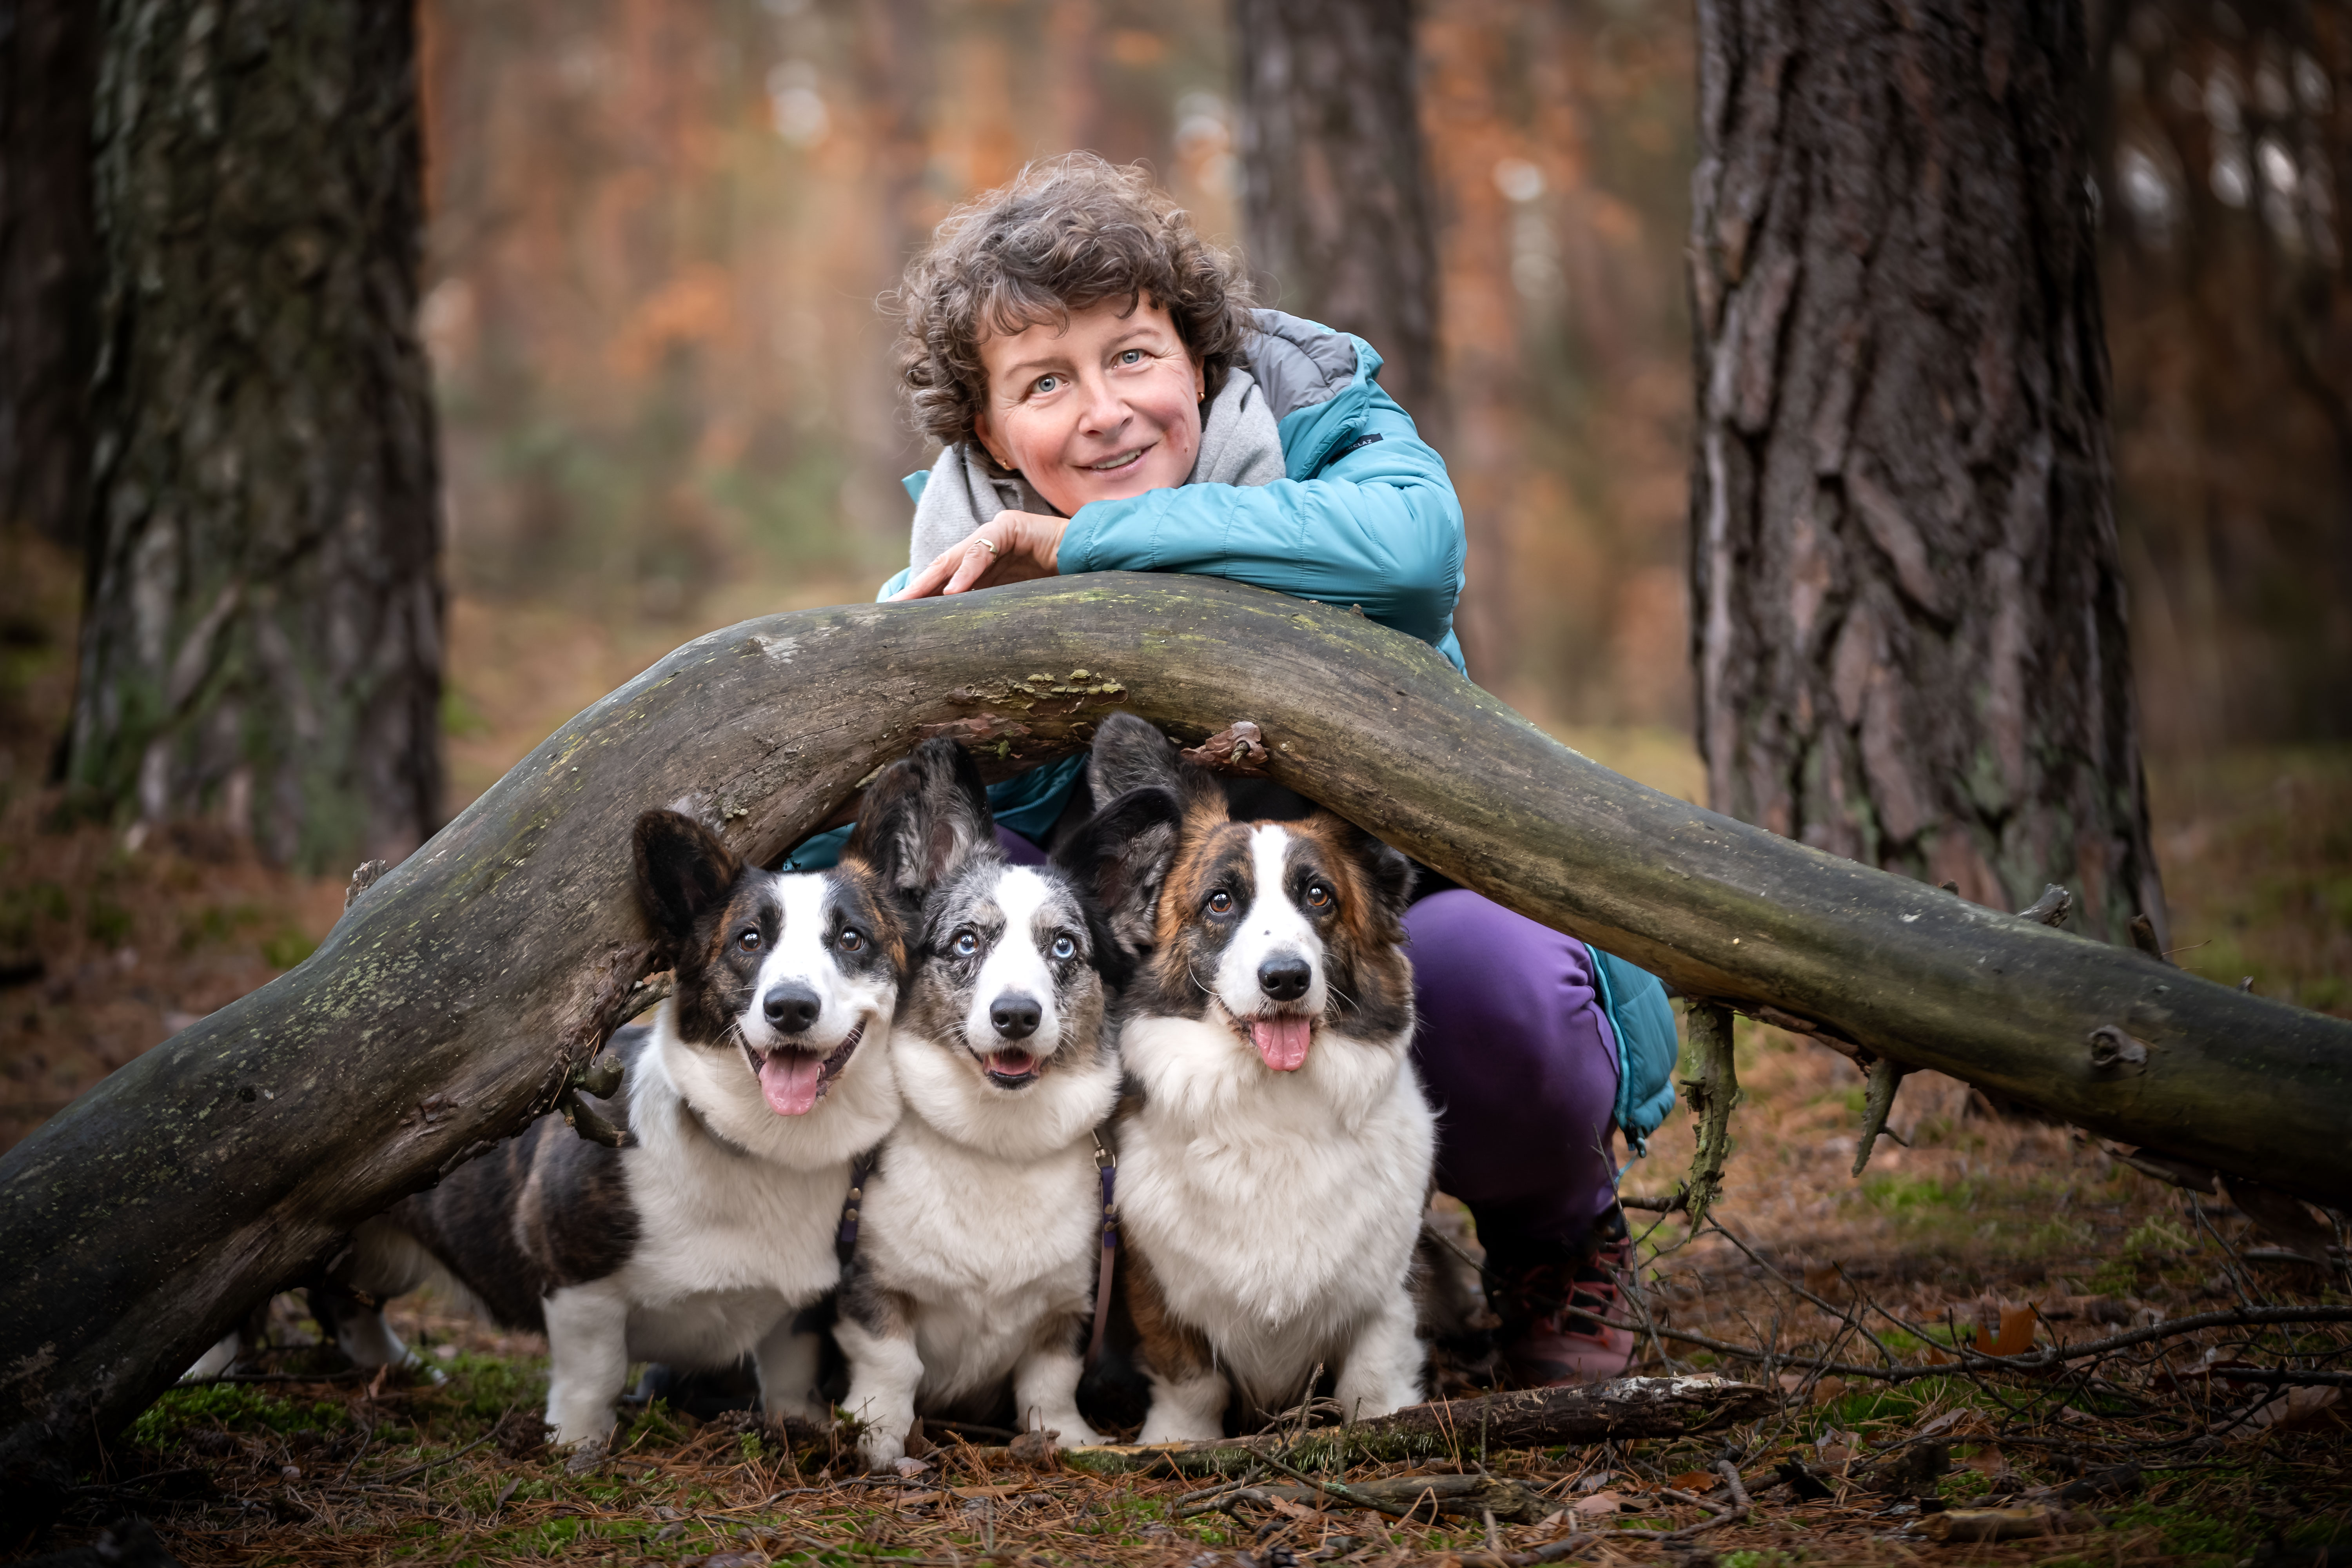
[2,0,2348,1146]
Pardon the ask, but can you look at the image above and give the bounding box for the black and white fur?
[835,739,1149,1470]
[1075,713,1434,1440]
[316,808,907,1449]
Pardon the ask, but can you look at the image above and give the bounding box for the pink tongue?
[758,1053,826,1116]
[1250,1016,1313,1072]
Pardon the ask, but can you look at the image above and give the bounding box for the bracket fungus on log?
[2,574,2349,1526]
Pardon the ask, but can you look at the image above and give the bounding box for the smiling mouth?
[1221,1007,1314,1073]
[982,1047,1041,1089]
[1083,446,1151,473]
[740,1022,864,1116]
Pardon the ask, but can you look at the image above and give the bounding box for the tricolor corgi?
[316,806,908,1450]
[1073,713,1434,1440]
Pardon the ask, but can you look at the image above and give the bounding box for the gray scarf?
[907,367,1287,573]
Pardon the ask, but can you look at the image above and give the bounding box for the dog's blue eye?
[952,931,979,957]
[1305,882,1332,910]
[737,927,761,951]
[1051,934,1076,960]
[838,928,865,953]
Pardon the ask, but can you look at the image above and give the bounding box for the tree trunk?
[1,574,2345,1528]
[0,0,98,554]
[1688,0,2166,946]
[1229,0,1503,679]
[62,0,444,871]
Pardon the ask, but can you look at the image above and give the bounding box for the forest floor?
[2,539,2348,1564]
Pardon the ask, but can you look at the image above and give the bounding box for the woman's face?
[972,294,1206,517]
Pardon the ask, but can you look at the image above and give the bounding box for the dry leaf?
[1972,1303,2040,1357]
[1571,1490,1633,1516]
[2221,1177,2337,1265]
[1811,1374,1848,1406]
[2236,1385,2345,1436]
[1666,1471,1720,1492]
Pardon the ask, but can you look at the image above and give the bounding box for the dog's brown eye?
[1206,889,1233,915]
[1305,882,1332,909]
[737,927,761,951]
[838,928,865,953]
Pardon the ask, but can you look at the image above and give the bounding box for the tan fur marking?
[1121,1243,1218,1386]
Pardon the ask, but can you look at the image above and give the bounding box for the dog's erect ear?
[1053,784,1185,959]
[635,809,742,944]
[1341,820,1416,929]
[844,737,999,904]
[1089,711,1228,816]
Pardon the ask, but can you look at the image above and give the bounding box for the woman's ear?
[971,405,1011,470]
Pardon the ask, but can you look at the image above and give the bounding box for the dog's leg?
[542,1281,632,1447]
[1126,1249,1225,1443]
[752,1313,829,1428]
[834,1278,921,1472]
[1332,1292,1426,1423]
[1009,1314,1100,1449]
[181,1330,242,1383]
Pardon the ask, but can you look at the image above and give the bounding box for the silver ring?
[978,537,999,556]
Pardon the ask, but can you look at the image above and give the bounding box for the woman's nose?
[1074,374,1127,433]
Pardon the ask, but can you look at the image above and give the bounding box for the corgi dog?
[317,806,907,1449]
[1070,713,1434,1441]
[835,739,1159,1471]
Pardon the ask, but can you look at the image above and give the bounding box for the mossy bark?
[0,575,2346,1528]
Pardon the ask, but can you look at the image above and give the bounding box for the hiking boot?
[1483,1205,1637,1387]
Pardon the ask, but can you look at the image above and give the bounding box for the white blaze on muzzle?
[1213,826,1329,1071]
[964,867,1063,1080]
[739,873,871,1116]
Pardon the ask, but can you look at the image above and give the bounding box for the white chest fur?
[613,1012,902,1357]
[1117,1014,1435,1404]
[857,1031,1118,1406]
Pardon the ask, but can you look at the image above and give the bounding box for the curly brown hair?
[888,154,1255,449]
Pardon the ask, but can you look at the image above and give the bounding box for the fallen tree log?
[1058,1375,1776,1481]
[2,574,2347,1528]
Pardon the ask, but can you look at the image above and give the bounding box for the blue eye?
[1051,934,1076,960]
[1032,374,1060,395]
[952,931,979,958]
[1118,348,1143,365]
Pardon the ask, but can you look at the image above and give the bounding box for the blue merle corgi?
[833,738,1158,1470]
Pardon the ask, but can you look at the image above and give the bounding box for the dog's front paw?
[858,1428,908,1473]
[1136,1412,1221,1445]
[561,1434,610,1476]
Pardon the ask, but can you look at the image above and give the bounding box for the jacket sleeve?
[1053,382,1466,653]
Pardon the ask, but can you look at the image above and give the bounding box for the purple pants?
[1403,890,1621,1253]
[1005,828,1621,1254]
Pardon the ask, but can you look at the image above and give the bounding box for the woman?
[804,154,1673,1386]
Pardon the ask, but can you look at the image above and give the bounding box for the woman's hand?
[891,510,1067,600]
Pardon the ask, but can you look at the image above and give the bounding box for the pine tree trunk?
[64,0,444,871]
[1688,0,2166,946]
[0,0,98,553]
[1229,0,1503,678]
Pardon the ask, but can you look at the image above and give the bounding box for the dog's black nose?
[989,993,1043,1040]
[1258,955,1312,1002]
[764,984,821,1033]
